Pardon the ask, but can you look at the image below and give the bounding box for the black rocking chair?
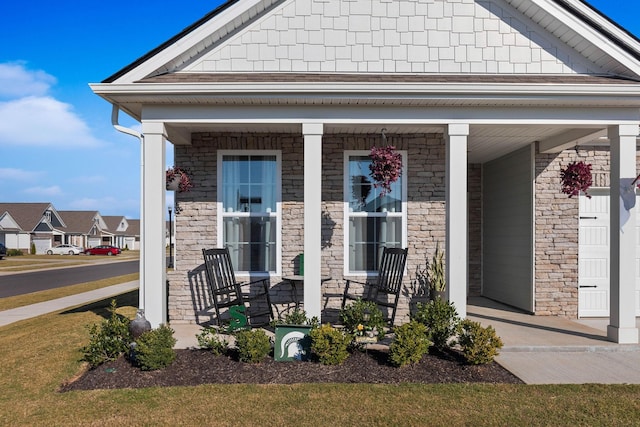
[342,247,408,326]
[202,248,274,327]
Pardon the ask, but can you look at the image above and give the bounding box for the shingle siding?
[186,0,599,75]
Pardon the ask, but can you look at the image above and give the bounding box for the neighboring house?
[0,203,64,253]
[103,215,138,249]
[57,211,110,249]
[60,211,113,249]
[125,219,141,251]
[92,0,640,343]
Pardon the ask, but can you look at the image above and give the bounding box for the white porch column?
[302,123,323,320]
[141,122,168,328]
[445,124,469,318]
[608,124,639,344]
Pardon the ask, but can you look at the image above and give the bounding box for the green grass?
[0,291,639,425]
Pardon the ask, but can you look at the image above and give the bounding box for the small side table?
[282,275,331,309]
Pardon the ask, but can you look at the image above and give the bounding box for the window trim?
[343,150,408,276]
[217,150,282,277]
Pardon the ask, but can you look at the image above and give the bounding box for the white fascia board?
[141,104,640,126]
[91,81,640,97]
[564,0,640,52]
[521,0,640,76]
[109,0,268,84]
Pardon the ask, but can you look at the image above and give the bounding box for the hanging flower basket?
[560,161,592,198]
[369,145,402,197]
[166,167,193,192]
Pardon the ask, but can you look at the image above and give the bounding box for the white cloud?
[0,168,44,182]
[0,96,104,148]
[0,62,105,148]
[24,185,63,196]
[0,62,56,98]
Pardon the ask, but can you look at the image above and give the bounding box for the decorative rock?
[129,310,152,339]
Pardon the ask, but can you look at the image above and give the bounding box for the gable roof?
[57,211,105,234]
[101,0,640,85]
[0,203,58,232]
[91,0,640,163]
[103,216,129,234]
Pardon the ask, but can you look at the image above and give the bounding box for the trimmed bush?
[196,327,228,355]
[457,319,504,365]
[133,324,177,371]
[234,329,271,363]
[81,300,132,368]
[412,298,460,350]
[339,299,386,340]
[7,249,23,257]
[389,321,431,367]
[309,324,352,365]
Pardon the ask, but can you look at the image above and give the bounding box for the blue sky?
[0,0,638,219]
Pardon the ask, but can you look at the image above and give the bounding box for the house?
[103,216,139,250]
[91,0,640,343]
[0,203,64,253]
[57,211,113,249]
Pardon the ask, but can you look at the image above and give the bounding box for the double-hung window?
[218,151,281,275]
[344,150,407,274]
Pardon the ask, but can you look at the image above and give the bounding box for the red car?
[84,245,121,256]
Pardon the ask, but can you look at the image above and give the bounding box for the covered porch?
[126,103,639,343]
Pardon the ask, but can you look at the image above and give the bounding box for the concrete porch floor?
[171,296,640,384]
[467,296,640,384]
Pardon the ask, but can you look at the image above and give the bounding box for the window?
[218,152,281,274]
[344,151,407,274]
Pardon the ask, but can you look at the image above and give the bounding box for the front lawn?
[0,291,639,426]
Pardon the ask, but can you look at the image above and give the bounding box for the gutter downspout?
[111,105,146,316]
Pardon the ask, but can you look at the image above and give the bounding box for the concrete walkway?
[3,284,640,384]
[0,281,139,328]
[467,297,640,384]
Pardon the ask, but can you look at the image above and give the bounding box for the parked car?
[84,245,121,256]
[0,243,6,259]
[46,244,84,255]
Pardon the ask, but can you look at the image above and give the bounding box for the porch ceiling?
[166,122,612,164]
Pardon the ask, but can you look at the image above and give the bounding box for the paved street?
[0,259,138,297]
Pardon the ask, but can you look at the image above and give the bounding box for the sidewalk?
[0,281,139,328]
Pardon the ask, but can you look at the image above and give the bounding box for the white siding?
[185,0,601,74]
[483,146,534,312]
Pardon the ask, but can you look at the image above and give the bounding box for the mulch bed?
[60,348,522,391]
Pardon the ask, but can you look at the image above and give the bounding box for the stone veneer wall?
[167,132,482,324]
[534,147,610,317]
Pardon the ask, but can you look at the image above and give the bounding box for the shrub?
[339,299,386,340]
[81,300,132,368]
[412,298,460,350]
[7,249,23,257]
[132,324,177,370]
[30,243,36,255]
[196,327,228,355]
[457,319,504,365]
[389,321,431,367]
[273,308,319,327]
[234,329,271,363]
[309,324,352,365]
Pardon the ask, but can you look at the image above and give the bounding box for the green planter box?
[274,325,312,362]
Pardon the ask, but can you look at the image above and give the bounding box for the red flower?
[369,146,402,196]
[560,161,592,198]
[166,167,193,193]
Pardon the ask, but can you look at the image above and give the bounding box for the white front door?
[578,189,640,317]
